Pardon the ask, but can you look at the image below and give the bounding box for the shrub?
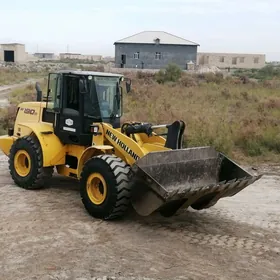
[198,72,224,84]
[221,88,231,99]
[233,65,280,80]
[155,63,182,84]
[240,91,249,101]
[263,97,280,110]
[178,75,198,87]
[164,64,182,82]
[239,75,250,84]
[136,71,155,79]
[155,70,166,84]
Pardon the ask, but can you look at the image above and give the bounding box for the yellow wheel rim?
[86,173,107,205]
[14,150,31,177]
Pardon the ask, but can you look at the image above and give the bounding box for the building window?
[219,56,225,63]
[254,57,259,64]
[134,52,139,59]
[155,52,161,60]
[232,57,237,65]
[240,57,245,63]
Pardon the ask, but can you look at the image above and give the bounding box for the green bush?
[155,63,182,84]
[233,65,280,80]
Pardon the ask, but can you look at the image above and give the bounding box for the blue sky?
[1,0,279,60]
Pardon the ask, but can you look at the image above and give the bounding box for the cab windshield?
[84,76,122,120]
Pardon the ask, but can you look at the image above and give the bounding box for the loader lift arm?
[121,120,186,149]
[101,120,261,218]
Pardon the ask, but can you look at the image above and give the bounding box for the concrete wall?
[0,43,26,62]
[34,53,55,59]
[60,53,81,59]
[114,43,198,70]
[198,52,266,69]
[84,55,102,61]
[15,44,27,62]
[59,53,102,61]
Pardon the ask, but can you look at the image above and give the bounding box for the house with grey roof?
[113,31,200,70]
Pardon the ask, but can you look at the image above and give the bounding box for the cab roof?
[53,69,123,78]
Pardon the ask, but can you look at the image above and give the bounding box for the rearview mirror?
[125,78,132,93]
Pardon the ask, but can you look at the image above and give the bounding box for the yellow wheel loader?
[0,70,261,220]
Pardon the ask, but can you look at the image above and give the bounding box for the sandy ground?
[0,152,279,280]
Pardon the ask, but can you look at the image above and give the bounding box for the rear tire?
[80,154,132,220]
[8,136,54,189]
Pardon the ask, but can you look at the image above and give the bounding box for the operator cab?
[42,70,131,146]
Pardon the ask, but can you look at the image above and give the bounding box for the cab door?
[44,73,92,146]
[54,74,83,144]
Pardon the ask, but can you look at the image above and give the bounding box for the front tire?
[8,136,54,189]
[80,154,132,220]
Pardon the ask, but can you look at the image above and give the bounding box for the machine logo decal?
[20,107,37,115]
[106,129,140,161]
[65,118,74,126]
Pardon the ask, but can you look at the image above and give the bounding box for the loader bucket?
[130,146,262,217]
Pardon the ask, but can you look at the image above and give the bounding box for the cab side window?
[65,76,79,111]
[46,73,61,110]
[61,75,80,116]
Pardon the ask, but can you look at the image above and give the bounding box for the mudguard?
[77,145,114,179]
[3,122,66,167]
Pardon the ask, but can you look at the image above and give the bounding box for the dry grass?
[123,71,280,163]
[0,78,48,134]
[0,68,47,86]
[8,78,48,105]
[0,69,279,164]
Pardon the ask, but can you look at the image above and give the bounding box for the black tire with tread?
[80,154,132,220]
[8,135,54,189]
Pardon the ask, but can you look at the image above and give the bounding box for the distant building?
[198,52,266,69]
[59,53,102,61]
[60,53,81,60]
[114,31,200,70]
[269,61,280,66]
[33,52,55,60]
[0,43,26,63]
[103,56,114,62]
